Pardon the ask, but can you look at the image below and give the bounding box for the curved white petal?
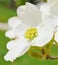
[55,30,58,42]
[51,3,58,16]
[32,25,54,47]
[6,23,29,39]
[17,2,42,27]
[5,29,15,39]
[45,15,58,27]
[7,40,17,50]
[4,37,31,62]
[36,2,45,8]
[40,3,51,20]
[37,18,54,31]
[14,23,29,38]
[52,16,58,27]
[47,0,56,4]
[8,17,21,28]
[47,0,58,16]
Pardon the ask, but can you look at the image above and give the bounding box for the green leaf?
[28,46,43,59]
[15,0,27,7]
[29,51,42,59]
[42,36,54,55]
[54,40,58,46]
[29,46,42,51]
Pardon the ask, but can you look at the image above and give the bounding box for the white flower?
[39,2,58,27]
[4,2,55,62]
[38,2,58,44]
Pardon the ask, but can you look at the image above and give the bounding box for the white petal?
[47,0,58,16]
[32,25,54,47]
[6,23,29,39]
[7,40,17,50]
[46,15,58,27]
[5,29,15,39]
[8,17,21,28]
[36,2,45,9]
[40,3,50,20]
[7,36,27,51]
[52,16,58,27]
[4,37,31,62]
[17,2,42,27]
[37,19,54,31]
[51,3,58,16]
[55,30,58,42]
[37,14,58,28]
[14,23,29,38]
[47,0,56,4]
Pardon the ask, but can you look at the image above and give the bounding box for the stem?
[54,40,58,46]
[42,48,45,55]
[46,55,58,60]
[41,48,58,60]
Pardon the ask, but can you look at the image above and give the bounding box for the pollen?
[25,27,38,40]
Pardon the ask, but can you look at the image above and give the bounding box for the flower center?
[25,27,38,40]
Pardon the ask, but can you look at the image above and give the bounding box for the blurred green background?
[0,0,58,65]
[0,0,47,23]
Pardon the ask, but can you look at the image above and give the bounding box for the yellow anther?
[25,27,38,40]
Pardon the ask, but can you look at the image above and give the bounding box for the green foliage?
[0,5,16,23]
[43,0,47,2]
[28,36,58,60]
[29,51,42,59]
[15,0,27,7]
[42,36,54,56]
[0,0,27,22]
[28,46,42,59]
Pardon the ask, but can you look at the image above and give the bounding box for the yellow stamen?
[25,27,38,40]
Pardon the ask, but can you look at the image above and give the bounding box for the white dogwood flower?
[38,1,58,44]
[4,2,55,62]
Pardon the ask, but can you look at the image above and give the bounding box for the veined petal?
[5,29,15,39]
[32,25,54,47]
[8,17,21,28]
[4,37,31,62]
[17,2,42,27]
[55,30,58,43]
